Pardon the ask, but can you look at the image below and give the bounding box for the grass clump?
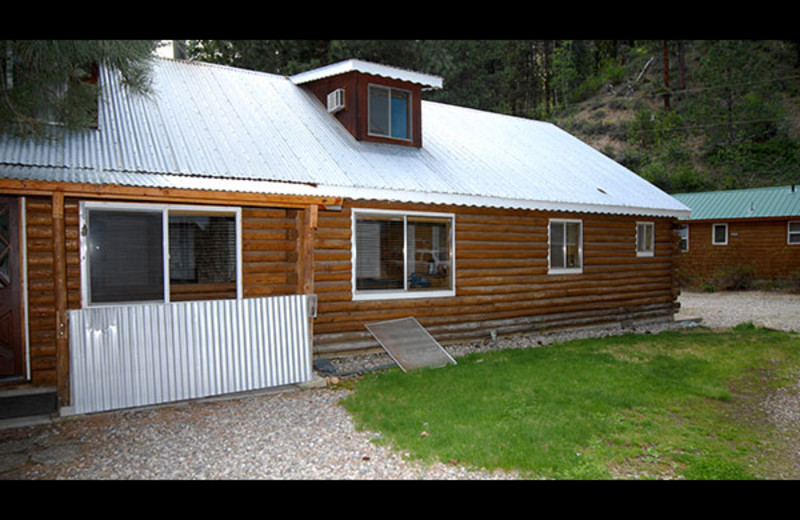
[341,326,800,480]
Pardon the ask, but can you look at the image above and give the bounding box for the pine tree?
[1,40,159,136]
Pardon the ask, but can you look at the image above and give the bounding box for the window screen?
[88,210,165,303]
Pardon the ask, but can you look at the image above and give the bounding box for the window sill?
[548,268,583,275]
[352,289,455,301]
[636,251,655,257]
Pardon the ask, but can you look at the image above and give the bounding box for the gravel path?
[1,388,517,480]
[1,290,798,480]
[677,290,800,332]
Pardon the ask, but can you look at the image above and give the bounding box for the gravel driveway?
[1,290,798,480]
[677,290,800,332]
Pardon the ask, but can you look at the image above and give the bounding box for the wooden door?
[0,196,24,379]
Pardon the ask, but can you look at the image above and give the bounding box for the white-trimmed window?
[549,219,583,274]
[678,224,689,252]
[712,223,728,245]
[368,84,412,141]
[80,202,242,306]
[636,221,655,257]
[789,221,800,245]
[352,209,454,300]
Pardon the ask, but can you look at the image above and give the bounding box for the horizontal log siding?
[24,197,80,385]
[678,219,800,282]
[313,200,679,355]
[241,207,301,298]
[22,199,300,386]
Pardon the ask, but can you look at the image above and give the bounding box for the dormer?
[290,59,443,148]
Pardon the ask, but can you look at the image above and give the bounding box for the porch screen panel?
[88,210,164,303]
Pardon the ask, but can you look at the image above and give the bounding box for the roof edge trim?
[289,59,443,89]
[320,184,692,218]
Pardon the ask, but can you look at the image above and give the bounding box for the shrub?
[716,263,756,291]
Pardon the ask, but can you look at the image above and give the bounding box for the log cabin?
[673,186,800,288]
[0,57,690,416]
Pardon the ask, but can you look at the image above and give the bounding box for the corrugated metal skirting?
[68,295,312,415]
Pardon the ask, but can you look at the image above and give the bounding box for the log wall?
[678,219,800,284]
[20,193,681,383]
[313,199,680,355]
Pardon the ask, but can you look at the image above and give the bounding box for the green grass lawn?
[341,324,800,479]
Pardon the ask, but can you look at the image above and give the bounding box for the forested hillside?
[183,40,800,194]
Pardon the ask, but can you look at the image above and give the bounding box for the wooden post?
[52,192,69,407]
[300,205,318,356]
[301,204,318,295]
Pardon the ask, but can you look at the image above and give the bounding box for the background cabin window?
[549,219,582,273]
[368,85,411,140]
[353,210,454,299]
[84,203,241,305]
[678,224,689,252]
[789,221,800,244]
[636,222,655,257]
[713,223,728,245]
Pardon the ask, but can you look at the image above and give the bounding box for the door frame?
[0,195,28,382]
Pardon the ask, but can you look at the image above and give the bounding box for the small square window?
[678,224,689,252]
[712,223,728,245]
[636,222,655,257]
[549,219,582,274]
[789,221,800,244]
[368,84,411,140]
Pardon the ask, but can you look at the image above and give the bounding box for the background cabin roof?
[0,58,689,218]
[673,185,800,220]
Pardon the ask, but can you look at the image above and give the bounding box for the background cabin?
[673,186,800,289]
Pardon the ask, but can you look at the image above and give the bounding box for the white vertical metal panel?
[68,295,312,415]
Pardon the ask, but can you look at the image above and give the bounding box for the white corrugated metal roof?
[0,58,689,218]
[290,58,443,89]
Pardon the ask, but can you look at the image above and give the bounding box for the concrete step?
[0,387,58,421]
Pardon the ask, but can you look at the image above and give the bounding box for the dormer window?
[290,59,442,149]
[368,84,411,141]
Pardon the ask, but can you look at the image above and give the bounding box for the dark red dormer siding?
[302,70,424,148]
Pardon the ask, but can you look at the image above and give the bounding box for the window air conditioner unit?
[327,88,346,113]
